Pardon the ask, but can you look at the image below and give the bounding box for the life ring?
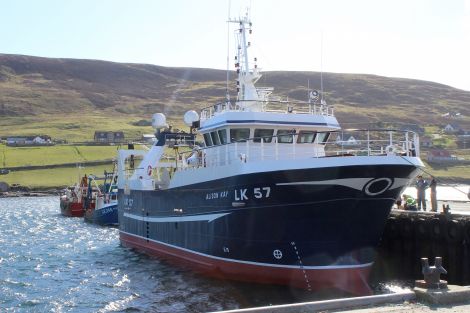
[385,145,397,155]
[147,165,153,176]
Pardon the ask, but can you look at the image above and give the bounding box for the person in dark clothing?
[429,176,437,212]
[415,175,429,211]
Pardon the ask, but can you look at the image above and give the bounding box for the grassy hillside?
[1,54,469,134]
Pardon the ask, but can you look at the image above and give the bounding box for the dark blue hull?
[118,162,417,293]
[86,203,118,226]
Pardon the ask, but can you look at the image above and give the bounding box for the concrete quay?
[213,285,470,313]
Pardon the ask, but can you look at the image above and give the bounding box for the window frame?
[253,129,274,143]
[230,128,251,143]
[297,130,317,144]
[276,129,295,144]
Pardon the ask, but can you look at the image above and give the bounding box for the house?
[335,135,359,146]
[456,134,470,149]
[94,131,125,143]
[6,135,53,146]
[443,124,460,134]
[142,134,156,144]
[427,149,458,164]
[420,136,433,148]
[399,124,425,134]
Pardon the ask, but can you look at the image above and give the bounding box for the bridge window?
[203,133,213,146]
[210,131,220,145]
[218,129,228,144]
[253,129,274,143]
[277,129,295,143]
[317,132,330,144]
[297,131,316,143]
[230,128,250,142]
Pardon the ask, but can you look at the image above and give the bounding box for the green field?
[1,164,116,189]
[0,113,187,142]
[0,144,121,167]
[0,143,149,189]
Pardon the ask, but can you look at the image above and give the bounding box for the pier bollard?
[415,257,448,289]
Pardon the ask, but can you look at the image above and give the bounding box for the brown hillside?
[1,53,469,128]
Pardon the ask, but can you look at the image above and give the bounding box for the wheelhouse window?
[218,129,228,144]
[230,128,250,142]
[203,133,213,146]
[210,131,220,145]
[253,129,274,143]
[317,132,330,144]
[277,129,295,143]
[297,131,316,144]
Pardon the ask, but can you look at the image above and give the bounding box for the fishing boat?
[84,172,119,226]
[60,175,88,217]
[116,14,424,294]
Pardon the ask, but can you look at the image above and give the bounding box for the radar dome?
[152,113,167,129]
[183,110,200,127]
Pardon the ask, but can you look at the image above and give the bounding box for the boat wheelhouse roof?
[199,105,340,132]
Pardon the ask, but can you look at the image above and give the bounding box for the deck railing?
[177,129,419,170]
[200,100,334,121]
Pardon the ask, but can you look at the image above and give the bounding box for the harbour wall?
[372,209,470,285]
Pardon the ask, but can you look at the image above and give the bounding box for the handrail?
[175,129,420,170]
[200,99,335,120]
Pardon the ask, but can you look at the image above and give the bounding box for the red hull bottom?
[120,232,372,295]
[60,201,84,217]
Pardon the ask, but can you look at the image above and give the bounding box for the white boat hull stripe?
[123,212,230,223]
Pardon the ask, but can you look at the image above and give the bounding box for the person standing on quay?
[415,175,429,211]
[430,176,437,212]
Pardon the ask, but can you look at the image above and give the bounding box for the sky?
[1,0,470,91]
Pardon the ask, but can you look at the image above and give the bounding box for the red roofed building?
[427,149,458,164]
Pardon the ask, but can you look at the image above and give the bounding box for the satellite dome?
[183,110,200,127]
[152,113,167,129]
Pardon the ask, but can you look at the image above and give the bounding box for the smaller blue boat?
[84,172,119,226]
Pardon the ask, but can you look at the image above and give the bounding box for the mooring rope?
[290,241,312,291]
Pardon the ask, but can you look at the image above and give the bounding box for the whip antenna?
[225,0,231,102]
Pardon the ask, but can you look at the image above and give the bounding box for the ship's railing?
[200,100,334,121]
[177,129,419,170]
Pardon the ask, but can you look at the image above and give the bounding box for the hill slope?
[1,53,469,129]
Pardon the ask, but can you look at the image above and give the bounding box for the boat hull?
[118,161,419,294]
[60,198,84,217]
[85,202,118,226]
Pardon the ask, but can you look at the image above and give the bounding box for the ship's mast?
[229,11,262,111]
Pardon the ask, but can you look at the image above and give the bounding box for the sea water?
[1,193,467,312]
[1,196,368,312]
[0,197,245,312]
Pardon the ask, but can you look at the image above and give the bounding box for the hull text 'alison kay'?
[116,12,424,295]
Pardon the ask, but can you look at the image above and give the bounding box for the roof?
[428,149,452,157]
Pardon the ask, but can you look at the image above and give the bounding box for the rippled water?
[0,197,407,313]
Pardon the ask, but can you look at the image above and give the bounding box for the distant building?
[142,134,156,144]
[427,149,458,164]
[456,134,470,149]
[399,125,425,134]
[335,135,359,146]
[6,135,53,146]
[420,136,433,148]
[443,124,460,134]
[94,131,125,143]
